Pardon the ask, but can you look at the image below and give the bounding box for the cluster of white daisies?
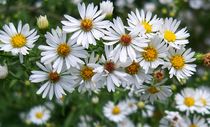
[0,2,196,101]
[103,98,154,127]
[158,86,210,127]
[175,87,210,115]
[77,87,210,127]
[76,97,154,127]
[160,111,210,127]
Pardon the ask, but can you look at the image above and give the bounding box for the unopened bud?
[137,101,145,109]
[171,84,177,91]
[153,70,164,82]
[204,53,210,67]
[0,64,8,79]
[25,80,30,86]
[37,15,49,29]
[100,1,114,18]
[91,96,99,104]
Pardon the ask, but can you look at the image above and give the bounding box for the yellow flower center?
[120,34,132,46]
[164,30,176,42]
[170,55,185,70]
[147,86,160,94]
[112,106,121,115]
[57,43,71,57]
[200,98,207,106]
[142,47,158,62]
[35,112,44,119]
[48,72,60,83]
[184,97,195,107]
[125,62,140,75]
[189,124,197,127]
[104,61,115,73]
[141,21,152,33]
[80,66,94,80]
[11,34,26,48]
[80,18,93,32]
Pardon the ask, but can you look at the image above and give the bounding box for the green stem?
[0,54,16,58]
[9,71,21,80]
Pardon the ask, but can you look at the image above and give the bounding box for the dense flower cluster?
[103,98,154,124]
[175,87,210,115]
[0,2,196,102]
[160,111,208,127]
[2,1,208,126]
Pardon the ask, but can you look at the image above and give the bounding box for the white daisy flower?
[127,9,163,38]
[165,111,186,127]
[137,123,151,127]
[189,0,204,9]
[44,102,54,111]
[144,2,156,12]
[164,47,196,81]
[19,112,31,124]
[93,46,128,92]
[103,17,148,63]
[184,115,208,127]
[123,98,138,114]
[77,115,92,127]
[121,60,153,89]
[71,0,82,5]
[71,52,103,93]
[175,88,201,115]
[160,18,190,49]
[103,101,128,123]
[160,118,187,127]
[207,118,210,125]
[115,0,134,9]
[160,111,187,127]
[136,83,172,103]
[141,103,154,118]
[0,21,39,63]
[29,62,75,100]
[28,105,50,125]
[195,88,210,115]
[137,101,155,118]
[117,118,135,127]
[39,27,88,73]
[100,0,114,17]
[61,3,110,48]
[159,0,173,5]
[137,35,168,73]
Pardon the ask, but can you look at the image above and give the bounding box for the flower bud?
[171,84,177,91]
[37,15,49,29]
[100,1,114,18]
[91,96,99,104]
[0,64,8,79]
[153,70,164,82]
[25,80,31,86]
[204,53,210,67]
[144,2,156,12]
[137,101,145,109]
